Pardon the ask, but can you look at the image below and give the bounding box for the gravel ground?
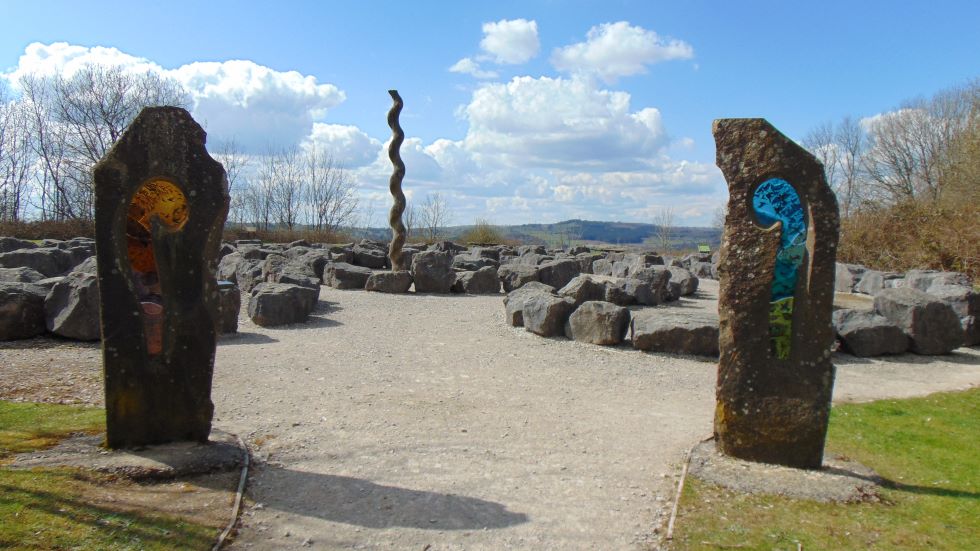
[2,279,979,550]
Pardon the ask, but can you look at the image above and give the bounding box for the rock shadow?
[218,332,278,346]
[243,466,529,530]
[834,348,980,366]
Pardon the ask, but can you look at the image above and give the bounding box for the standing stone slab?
[94,107,229,449]
[713,118,840,469]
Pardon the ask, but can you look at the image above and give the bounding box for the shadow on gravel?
[249,467,529,530]
[218,332,278,346]
[834,348,980,367]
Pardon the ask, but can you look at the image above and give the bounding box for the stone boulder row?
[247,282,318,327]
[353,243,388,269]
[0,247,74,277]
[835,263,866,293]
[365,271,413,294]
[0,282,48,339]
[873,287,964,354]
[217,281,241,334]
[630,310,720,357]
[832,309,908,357]
[498,263,539,292]
[0,266,45,283]
[43,266,101,341]
[503,282,556,327]
[411,250,455,293]
[536,258,581,290]
[927,284,980,346]
[523,293,576,337]
[667,266,699,296]
[0,236,38,253]
[217,252,243,283]
[453,266,500,294]
[324,262,372,290]
[558,275,607,307]
[564,301,630,345]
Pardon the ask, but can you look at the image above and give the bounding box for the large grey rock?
[365,270,413,294]
[411,250,455,293]
[832,309,908,357]
[854,270,903,296]
[428,240,467,255]
[592,258,614,276]
[263,255,319,290]
[574,252,604,275]
[517,245,547,256]
[927,284,980,346]
[905,269,971,292]
[44,269,101,340]
[0,247,74,277]
[234,258,265,292]
[603,279,636,306]
[503,282,556,327]
[835,263,866,293]
[873,287,964,354]
[453,254,499,271]
[667,266,699,296]
[0,266,46,283]
[324,262,372,290]
[353,244,388,269]
[536,259,581,290]
[0,282,48,340]
[564,301,629,345]
[295,250,332,281]
[217,281,241,334]
[247,282,317,326]
[627,266,672,306]
[630,310,719,357]
[512,253,553,266]
[523,294,576,337]
[453,266,500,294]
[498,263,539,292]
[558,275,607,307]
[217,252,242,283]
[0,237,38,253]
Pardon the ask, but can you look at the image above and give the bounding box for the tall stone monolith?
[713,118,839,469]
[94,106,229,449]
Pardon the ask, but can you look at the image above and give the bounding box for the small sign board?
[698,244,711,254]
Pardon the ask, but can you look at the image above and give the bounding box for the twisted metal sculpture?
[387,90,407,271]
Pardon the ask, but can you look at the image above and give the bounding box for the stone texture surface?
[523,294,576,337]
[564,301,629,345]
[0,247,74,277]
[248,282,317,327]
[874,287,964,354]
[453,266,501,294]
[0,281,48,340]
[713,118,840,469]
[832,309,908,357]
[558,275,608,307]
[498,264,539,292]
[324,262,372,290]
[411,250,455,293]
[365,270,413,294]
[630,310,719,357]
[44,267,101,341]
[536,259,581,290]
[93,106,229,448]
[503,283,556,327]
[0,266,46,283]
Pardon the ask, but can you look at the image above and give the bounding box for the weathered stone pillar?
[94,107,229,449]
[713,118,839,469]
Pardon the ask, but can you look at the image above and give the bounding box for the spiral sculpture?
[387,90,407,271]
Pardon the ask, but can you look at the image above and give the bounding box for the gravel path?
[204,280,980,550]
[2,280,978,549]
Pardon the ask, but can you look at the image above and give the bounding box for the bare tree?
[418,193,451,242]
[0,84,35,221]
[212,138,250,226]
[653,207,674,253]
[258,148,304,231]
[303,145,358,235]
[403,202,419,242]
[804,117,866,217]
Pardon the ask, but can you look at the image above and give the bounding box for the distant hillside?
[355,219,721,251]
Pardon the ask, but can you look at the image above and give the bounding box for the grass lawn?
[669,388,980,550]
[0,401,218,550]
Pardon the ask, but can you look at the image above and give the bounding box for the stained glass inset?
[753,178,806,359]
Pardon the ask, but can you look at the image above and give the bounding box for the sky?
[2,0,978,227]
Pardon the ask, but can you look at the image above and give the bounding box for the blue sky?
[3,0,978,226]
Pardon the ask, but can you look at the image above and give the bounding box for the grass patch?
[0,401,217,550]
[669,388,980,550]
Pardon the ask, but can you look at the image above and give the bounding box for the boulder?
[234,258,265,292]
[295,250,332,281]
[217,281,241,334]
[905,269,971,292]
[591,258,614,276]
[523,294,576,337]
[453,266,500,294]
[217,252,243,283]
[854,270,903,296]
[627,266,672,306]
[835,263,866,293]
[0,236,38,253]
[470,246,501,261]
[927,284,980,346]
[558,275,607,307]
[0,282,48,340]
[667,267,699,296]
[365,271,413,293]
[324,262,372,290]
[630,310,720,357]
[498,263,539,292]
[574,252,605,275]
[536,259,581,290]
[873,287,964,354]
[0,266,45,283]
[218,242,237,259]
[411,250,455,293]
[428,240,467,255]
[832,309,908,357]
[513,253,552,266]
[352,244,388,269]
[603,279,636,306]
[453,254,499,271]
[503,282,556,327]
[564,301,629,345]
[0,247,74,277]
[44,269,101,340]
[262,254,319,289]
[517,245,547,256]
[247,282,317,326]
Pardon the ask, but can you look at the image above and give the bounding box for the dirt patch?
[0,337,102,405]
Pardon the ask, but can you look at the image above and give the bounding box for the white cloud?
[305,123,380,168]
[460,75,668,169]
[448,57,498,79]
[551,22,694,82]
[479,19,540,64]
[3,42,346,153]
